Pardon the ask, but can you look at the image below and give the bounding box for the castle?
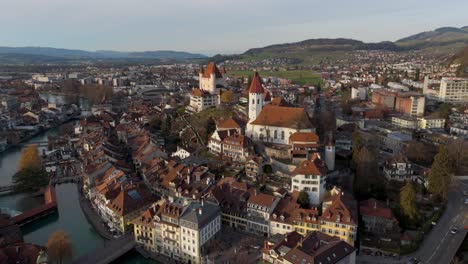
[188,62,227,113]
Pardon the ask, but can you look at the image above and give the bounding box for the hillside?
[451,45,468,77]
[216,26,468,65]
[395,26,468,50]
[0,47,207,64]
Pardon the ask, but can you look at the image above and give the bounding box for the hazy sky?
[1,0,467,55]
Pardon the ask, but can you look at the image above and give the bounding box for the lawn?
[227,70,322,86]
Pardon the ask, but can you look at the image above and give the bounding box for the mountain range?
[218,26,468,64]
[0,47,207,64]
[1,26,468,65]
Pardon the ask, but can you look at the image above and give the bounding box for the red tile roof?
[292,153,327,176]
[360,198,396,220]
[250,105,313,129]
[201,62,223,78]
[249,72,265,94]
[289,132,319,143]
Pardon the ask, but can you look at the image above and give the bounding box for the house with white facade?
[290,153,328,206]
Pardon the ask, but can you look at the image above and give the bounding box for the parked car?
[464,198,468,204]
[450,227,458,234]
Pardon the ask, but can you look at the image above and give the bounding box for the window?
[274,130,278,139]
[252,99,254,104]
[281,131,285,140]
[257,99,259,104]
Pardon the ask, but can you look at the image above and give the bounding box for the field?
[227,70,322,86]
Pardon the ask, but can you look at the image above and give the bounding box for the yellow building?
[319,190,358,245]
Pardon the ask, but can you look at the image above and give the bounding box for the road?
[358,179,468,264]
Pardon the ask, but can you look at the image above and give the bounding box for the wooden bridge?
[11,186,58,226]
[73,233,135,264]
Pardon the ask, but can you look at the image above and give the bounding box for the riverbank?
[78,192,114,240]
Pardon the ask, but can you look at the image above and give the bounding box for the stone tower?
[325,132,335,171]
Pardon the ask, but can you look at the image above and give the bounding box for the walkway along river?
[0,93,156,263]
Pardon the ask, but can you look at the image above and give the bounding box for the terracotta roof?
[264,91,271,102]
[248,191,277,208]
[249,72,265,94]
[217,117,242,129]
[267,231,355,264]
[201,62,223,78]
[192,88,212,97]
[108,185,154,216]
[250,105,313,129]
[289,132,319,143]
[292,153,327,176]
[320,191,357,226]
[360,198,396,220]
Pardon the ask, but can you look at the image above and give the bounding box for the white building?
[290,153,328,205]
[424,77,468,103]
[246,72,315,145]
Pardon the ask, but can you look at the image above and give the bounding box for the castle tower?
[198,62,225,95]
[325,132,335,171]
[248,72,265,122]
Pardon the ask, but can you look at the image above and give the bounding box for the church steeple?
[248,72,265,122]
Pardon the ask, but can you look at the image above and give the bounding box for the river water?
[0,94,157,262]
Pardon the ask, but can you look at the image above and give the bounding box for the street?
[358,178,468,264]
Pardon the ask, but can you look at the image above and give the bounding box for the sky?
[1,0,467,55]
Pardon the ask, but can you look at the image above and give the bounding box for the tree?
[220,90,235,104]
[263,164,273,174]
[414,68,420,81]
[47,229,72,264]
[297,190,310,209]
[351,128,362,168]
[428,146,452,200]
[400,181,419,222]
[18,144,42,171]
[447,138,468,174]
[148,116,162,131]
[439,103,452,119]
[13,167,48,192]
[404,140,436,166]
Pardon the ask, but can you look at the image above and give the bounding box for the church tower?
[248,72,265,122]
[325,132,335,171]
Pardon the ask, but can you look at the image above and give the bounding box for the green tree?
[13,167,48,192]
[263,164,273,174]
[400,181,419,222]
[428,146,452,200]
[414,68,420,81]
[47,229,72,264]
[439,103,452,119]
[297,190,310,209]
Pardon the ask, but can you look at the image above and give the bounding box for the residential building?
[383,154,414,181]
[290,153,328,206]
[247,190,279,236]
[263,231,356,264]
[320,190,358,245]
[360,199,399,234]
[394,93,425,117]
[245,155,264,181]
[288,132,319,163]
[424,77,468,103]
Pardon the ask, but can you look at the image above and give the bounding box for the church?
[188,62,227,113]
[246,72,315,145]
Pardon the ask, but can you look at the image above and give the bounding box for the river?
[0,93,157,262]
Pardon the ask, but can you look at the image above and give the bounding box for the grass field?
[227,70,322,86]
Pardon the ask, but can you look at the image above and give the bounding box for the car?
[431,221,437,226]
[464,198,468,205]
[407,257,421,264]
[450,227,458,234]
[463,190,468,196]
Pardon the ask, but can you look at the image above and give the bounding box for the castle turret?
[325,132,335,171]
[248,72,265,121]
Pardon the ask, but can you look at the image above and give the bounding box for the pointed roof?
[202,62,223,78]
[264,91,272,102]
[292,153,327,176]
[249,72,265,94]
